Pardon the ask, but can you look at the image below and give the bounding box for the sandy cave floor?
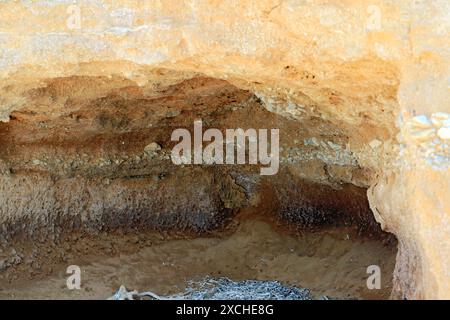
[0,217,396,300]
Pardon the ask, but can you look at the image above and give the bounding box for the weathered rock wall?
[0,0,449,299]
[0,75,382,240]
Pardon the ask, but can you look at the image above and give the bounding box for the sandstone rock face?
[0,1,448,299]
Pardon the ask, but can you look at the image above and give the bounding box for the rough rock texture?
[0,76,382,239]
[0,1,449,299]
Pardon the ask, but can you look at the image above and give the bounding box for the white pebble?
[410,128,436,141]
[411,115,432,128]
[431,112,449,127]
[437,127,450,140]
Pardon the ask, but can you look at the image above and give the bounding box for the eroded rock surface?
[0,75,384,239]
[0,0,449,299]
